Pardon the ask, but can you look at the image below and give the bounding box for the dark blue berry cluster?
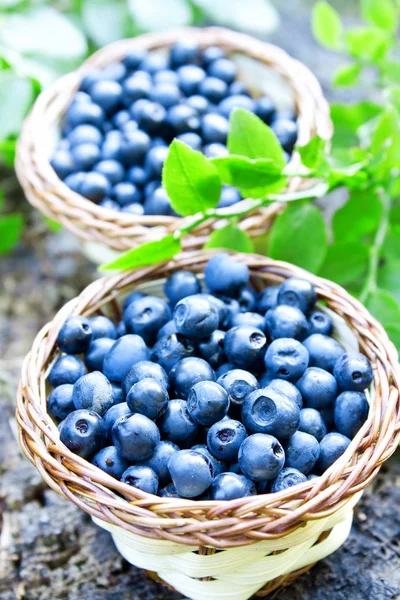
[49,253,372,500]
[51,40,297,216]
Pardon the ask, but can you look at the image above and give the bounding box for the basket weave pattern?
[16,252,400,598]
[15,27,332,251]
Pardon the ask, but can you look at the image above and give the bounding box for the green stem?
[359,188,391,304]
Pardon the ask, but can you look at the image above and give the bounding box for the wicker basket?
[17,251,400,599]
[15,27,332,254]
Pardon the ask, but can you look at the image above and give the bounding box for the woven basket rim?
[16,250,400,548]
[15,26,333,251]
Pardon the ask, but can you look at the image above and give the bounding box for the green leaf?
[228,108,286,167]
[390,204,400,224]
[205,225,254,253]
[370,106,400,177]
[0,72,33,140]
[366,289,400,326]
[82,0,129,47]
[0,190,4,211]
[378,257,400,302]
[333,63,362,87]
[296,135,326,169]
[44,217,62,233]
[0,213,24,255]
[380,61,400,85]
[330,102,382,148]
[211,156,287,198]
[318,241,369,286]
[128,0,192,30]
[384,322,400,350]
[0,138,16,165]
[268,202,328,273]
[333,189,382,242]
[312,1,343,50]
[100,235,181,271]
[361,0,397,32]
[162,139,222,216]
[345,26,391,63]
[381,225,400,260]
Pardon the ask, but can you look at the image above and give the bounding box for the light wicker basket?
[15,27,332,254]
[17,251,400,599]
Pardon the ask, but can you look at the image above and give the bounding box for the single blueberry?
[201,113,229,144]
[119,129,151,165]
[88,315,117,340]
[149,82,181,108]
[123,360,169,396]
[265,305,309,341]
[177,65,206,96]
[231,312,265,330]
[170,357,215,399]
[176,132,203,151]
[218,94,255,118]
[192,444,226,477]
[303,334,345,373]
[59,409,105,459]
[254,97,276,124]
[102,62,127,82]
[66,102,104,128]
[334,391,369,437]
[127,165,148,187]
[186,94,209,115]
[123,75,151,104]
[94,160,125,185]
[124,296,171,345]
[242,387,300,440]
[99,198,120,211]
[257,286,279,315]
[64,171,85,194]
[217,368,258,409]
[154,69,179,84]
[205,253,249,298]
[112,109,131,129]
[152,333,196,372]
[103,334,150,383]
[123,49,146,70]
[168,449,213,498]
[71,143,101,171]
[127,378,169,420]
[202,46,226,66]
[199,77,228,103]
[112,413,160,461]
[89,80,122,113]
[269,467,307,493]
[144,187,176,216]
[278,278,316,315]
[224,325,267,370]
[103,402,131,440]
[333,352,373,392]
[138,440,179,487]
[296,367,338,409]
[158,398,199,447]
[140,52,170,74]
[207,418,248,462]
[208,58,237,84]
[166,104,201,135]
[48,355,86,387]
[198,330,226,369]
[238,433,285,482]
[317,432,351,473]
[85,338,115,372]
[237,288,257,313]
[264,338,309,382]
[217,185,241,208]
[113,182,143,207]
[299,408,327,441]
[187,381,230,427]
[170,40,200,68]
[144,145,169,179]
[92,445,130,479]
[209,472,256,501]
[57,316,92,354]
[164,271,202,306]
[68,124,103,147]
[204,143,229,158]
[266,379,303,409]
[80,172,110,202]
[174,295,219,340]
[51,149,75,179]
[284,431,320,475]
[48,384,75,420]
[72,371,114,416]
[308,311,333,336]
[271,118,298,153]
[137,101,167,136]
[121,465,159,494]
[214,295,241,330]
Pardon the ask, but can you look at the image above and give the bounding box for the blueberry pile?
[51,40,298,216]
[49,253,372,501]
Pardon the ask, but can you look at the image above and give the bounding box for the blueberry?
[149,82,181,108]
[334,391,369,437]
[94,160,125,185]
[112,109,131,129]
[271,118,298,153]
[186,381,229,427]
[138,441,179,487]
[85,338,115,371]
[72,371,114,416]
[209,472,256,501]
[99,199,120,211]
[208,58,237,84]
[119,129,151,165]
[51,150,75,179]
[103,402,131,440]
[168,449,213,498]
[57,316,92,354]
[217,185,241,208]
[74,90,92,103]
[103,334,149,383]
[66,102,104,128]
[296,367,338,409]
[170,357,215,399]
[136,102,166,136]
[129,98,152,121]
[231,312,265,330]
[166,104,200,135]
[201,113,229,144]
[144,180,161,199]
[216,363,235,378]
[176,132,203,151]
[144,145,169,179]
[303,334,345,373]
[171,40,200,67]
[111,383,125,404]
[123,75,151,104]
[319,404,335,430]
[254,97,276,124]
[224,326,267,370]
[278,278,316,315]
[123,49,146,70]
[116,321,126,337]
[152,333,196,372]
[144,187,176,216]
[48,355,86,387]
[157,320,178,340]
[92,445,130,479]
[174,295,219,340]
[299,408,327,441]
[159,483,180,498]
[269,467,307,493]
[265,305,309,341]
[127,378,169,420]
[284,431,320,475]
[80,172,110,202]
[229,462,243,475]
[158,398,199,446]
[72,143,102,171]
[154,69,179,84]
[202,46,226,66]
[334,352,373,392]
[140,53,170,74]
[122,203,146,216]
[164,271,202,306]
[89,316,117,340]
[237,288,257,313]
[113,182,142,206]
[192,444,226,477]
[112,413,160,461]
[205,253,249,297]
[207,418,248,462]
[101,137,122,162]
[123,290,145,311]
[102,62,127,82]
[177,65,206,96]
[214,295,241,329]
[317,432,351,473]
[48,384,75,420]
[64,171,85,194]
[238,433,284,482]
[242,387,300,440]
[127,165,148,187]
[217,369,258,409]
[308,311,333,336]
[218,95,255,118]
[198,330,226,369]
[68,124,103,147]
[264,338,309,382]
[90,80,122,113]
[228,81,249,96]
[186,95,209,115]
[124,296,171,345]
[121,465,159,494]
[204,143,228,158]
[257,286,279,314]
[60,409,105,459]
[198,77,227,103]
[266,379,303,409]
[122,360,169,396]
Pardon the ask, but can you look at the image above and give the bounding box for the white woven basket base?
[89,282,368,600]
